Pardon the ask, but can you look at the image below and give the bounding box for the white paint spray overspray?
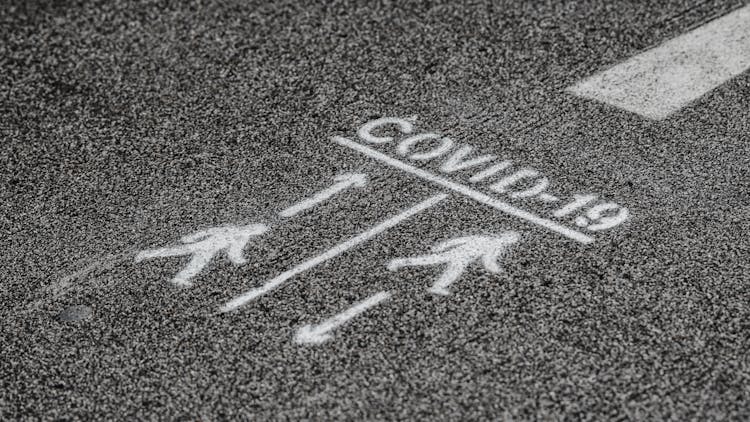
[387,233,520,295]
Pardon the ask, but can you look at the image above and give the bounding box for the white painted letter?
[397,133,455,161]
[469,161,512,183]
[510,177,549,199]
[439,145,497,174]
[358,117,413,144]
[553,194,597,218]
[489,169,549,199]
[584,203,630,231]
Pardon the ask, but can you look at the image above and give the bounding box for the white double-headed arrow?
[135,223,269,287]
[387,233,520,295]
[295,291,392,345]
[280,172,368,217]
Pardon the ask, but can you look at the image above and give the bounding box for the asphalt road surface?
[2,1,750,420]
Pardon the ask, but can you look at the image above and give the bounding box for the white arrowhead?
[280,172,368,217]
[294,291,391,345]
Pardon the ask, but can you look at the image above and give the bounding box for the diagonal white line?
[220,193,448,312]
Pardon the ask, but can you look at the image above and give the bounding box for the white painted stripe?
[333,136,593,244]
[294,291,392,344]
[568,5,750,120]
[220,193,447,312]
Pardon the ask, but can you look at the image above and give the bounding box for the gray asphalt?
[2,0,750,420]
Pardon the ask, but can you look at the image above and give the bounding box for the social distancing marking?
[568,5,750,120]
[221,117,630,343]
[334,136,596,243]
[57,117,632,345]
[220,193,448,312]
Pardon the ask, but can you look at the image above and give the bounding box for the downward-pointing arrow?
[295,291,392,345]
[280,172,368,218]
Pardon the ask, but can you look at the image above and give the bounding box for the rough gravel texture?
[2,0,749,420]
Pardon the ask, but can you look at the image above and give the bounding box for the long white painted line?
[568,5,750,120]
[220,193,448,312]
[295,291,392,344]
[333,136,593,244]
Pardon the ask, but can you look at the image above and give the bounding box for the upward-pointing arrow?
[387,233,520,295]
[135,223,269,287]
[279,172,368,217]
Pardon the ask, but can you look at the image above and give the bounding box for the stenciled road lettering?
[340,117,630,242]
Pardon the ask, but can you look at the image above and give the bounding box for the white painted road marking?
[334,136,594,244]
[136,224,269,287]
[295,291,392,344]
[279,172,368,218]
[388,233,519,295]
[220,194,448,312]
[568,5,750,120]
[349,117,631,233]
